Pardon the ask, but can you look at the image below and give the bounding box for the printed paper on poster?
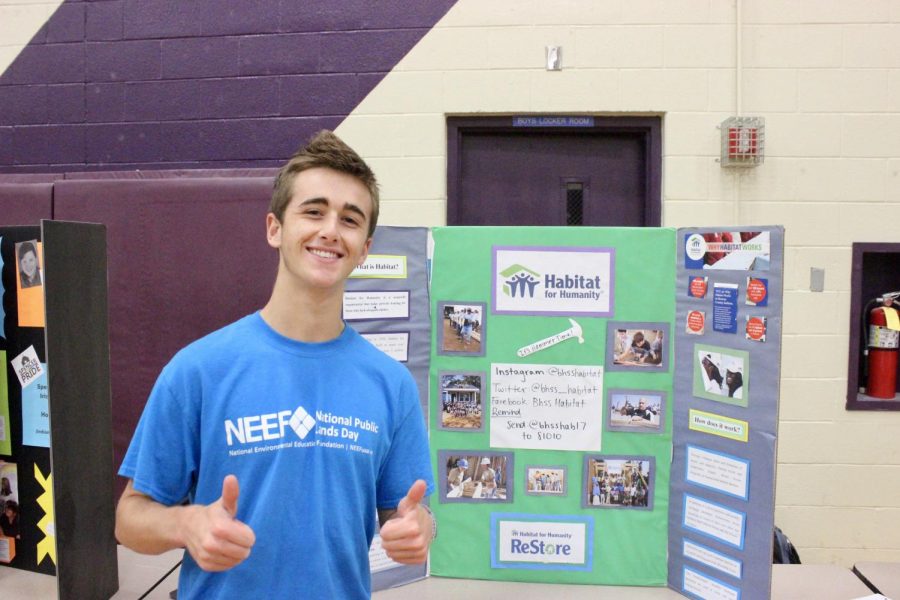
[686,445,750,500]
[688,409,749,443]
[11,346,44,390]
[21,365,50,448]
[683,566,741,600]
[684,230,770,271]
[687,310,705,335]
[350,254,407,279]
[342,290,410,321]
[490,363,602,451]
[712,283,739,334]
[492,246,614,317]
[688,276,709,299]
[683,494,746,549]
[0,351,10,456]
[683,539,743,579]
[361,332,409,362]
[0,236,5,337]
[745,276,768,306]
[745,316,767,342]
[369,534,403,574]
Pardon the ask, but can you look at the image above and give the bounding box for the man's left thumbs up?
[378,480,433,564]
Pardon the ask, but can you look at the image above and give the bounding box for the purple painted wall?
[0,0,457,172]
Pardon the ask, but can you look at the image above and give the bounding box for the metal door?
[447,117,661,227]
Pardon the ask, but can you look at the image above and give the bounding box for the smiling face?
[20,249,37,278]
[267,167,372,296]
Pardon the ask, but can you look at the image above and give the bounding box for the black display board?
[0,221,117,599]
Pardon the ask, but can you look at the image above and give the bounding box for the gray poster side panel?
[667,227,784,600]
[43,220,119,600]
[344,225,430,591]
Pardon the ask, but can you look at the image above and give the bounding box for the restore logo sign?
[510,538,572,556]
[493,517,591,570]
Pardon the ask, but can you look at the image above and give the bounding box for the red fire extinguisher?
[866,292,900,399]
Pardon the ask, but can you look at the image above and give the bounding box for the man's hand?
[180,475,256,572]
[379,480,433,564]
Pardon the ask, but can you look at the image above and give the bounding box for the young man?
[116,131,436,599]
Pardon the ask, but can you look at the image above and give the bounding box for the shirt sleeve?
[118,365,201,506]
[375,372,435,509]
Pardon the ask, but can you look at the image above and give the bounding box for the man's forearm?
[115,488,194,555]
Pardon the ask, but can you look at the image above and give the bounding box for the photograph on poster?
[438,372,485,431]
[15,240,43,289]
[526,466,567,496]
[694,345,749,407]
[1,462,19,540]
[607,322,669,371]
[606,389,665,433]
[583,456,653,510]
[439,450,512,503]
[14,240,46,328]
[437,302,486,357]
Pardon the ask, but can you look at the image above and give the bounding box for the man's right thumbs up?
[181,474,256,572]
[221,474,240,517]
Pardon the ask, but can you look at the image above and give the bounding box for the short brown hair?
[270,130,380,237]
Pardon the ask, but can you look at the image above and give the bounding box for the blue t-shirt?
[120,313,434,599]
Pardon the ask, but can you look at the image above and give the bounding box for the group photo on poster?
[525,466,567,496]
[0,462,19,546]
[438,302,486,356]
[584,457,654,509]
[438,372,485,431]
[439,451,512,503]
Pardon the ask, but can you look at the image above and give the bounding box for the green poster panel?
[429,226,675,586]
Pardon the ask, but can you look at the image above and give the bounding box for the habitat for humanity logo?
[493,246,614,317]
[500,264,541,298]
[224,405,378,457]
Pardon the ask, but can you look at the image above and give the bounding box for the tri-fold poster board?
[0,221,779,600]
[424,225,782,600]
[1,221,117,600]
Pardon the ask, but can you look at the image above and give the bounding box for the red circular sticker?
[689,277,707,298]
[687,311,705,333]
[746,317,766,340]
[747,278,767,304]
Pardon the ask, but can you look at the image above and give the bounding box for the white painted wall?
[340,0,900,565]
[0,0,64,74]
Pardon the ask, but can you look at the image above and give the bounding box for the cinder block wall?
[0,0,455,171]
[339,0,900,565]
[3,0,899,565]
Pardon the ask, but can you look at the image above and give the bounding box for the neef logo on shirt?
[224,406,315,446]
